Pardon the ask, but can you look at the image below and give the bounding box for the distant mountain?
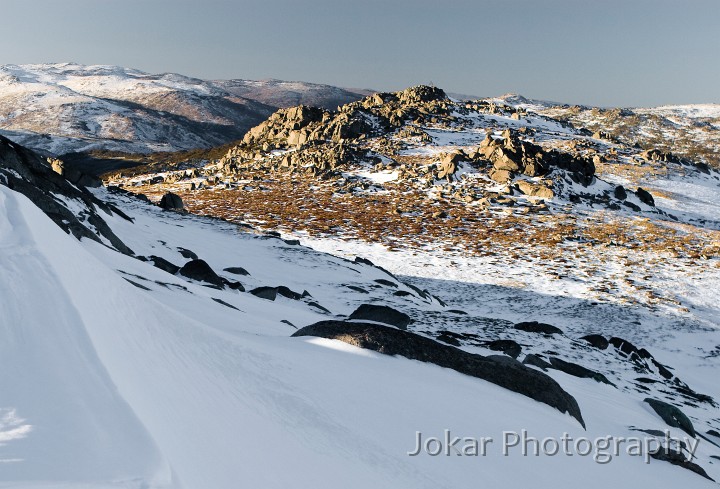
[0,63,369,155]
[212,78,373,110]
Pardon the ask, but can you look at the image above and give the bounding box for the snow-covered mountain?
[0,63,368,155]
[2,84,720,487]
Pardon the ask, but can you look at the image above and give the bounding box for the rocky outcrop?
[477,129,595,186]
[0,135,134,255]
[217,85,451,177]
[292,321,585,427]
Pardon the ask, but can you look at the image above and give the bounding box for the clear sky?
[1,0,717,107]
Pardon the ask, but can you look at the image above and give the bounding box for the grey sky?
[1,0,717,107]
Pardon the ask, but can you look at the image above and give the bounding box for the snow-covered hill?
[515,98,720,170]
[2,111,720,487]
[0,63,367,155]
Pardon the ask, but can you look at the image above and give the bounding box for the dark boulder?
[613,185,627,200]
[580,334,609,350]
[292,321,585,427]
[515,321,563,335]
[644,398,695,437]
[348,304,412,330]
[635,187,655,207]
[179,259,224,288]
[159,192,184,211]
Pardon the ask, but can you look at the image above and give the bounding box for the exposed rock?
[159,192,184,211]
[178,259,224,288]
[374,279,398,288]
[149,255,180,275]
[292,321,585,427]
[223,266,250,276]
[348,304,412,330]
[548,357,614,385]
[489,168,512,183]
[0,135,134,255]
[250,286,278,301]
[580,334,609,350]
[515,180,554,199]
[487,339,522,359]
[650,449,714,481]
[636,187,655,207]
[436,331,462,346]
[614,185,627,200]
[514,321,563,335]
[177,247,198,260]
[644,398,696,437]
[276,286,304,300]
[222,279,245,292]
[523,354,552,371]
